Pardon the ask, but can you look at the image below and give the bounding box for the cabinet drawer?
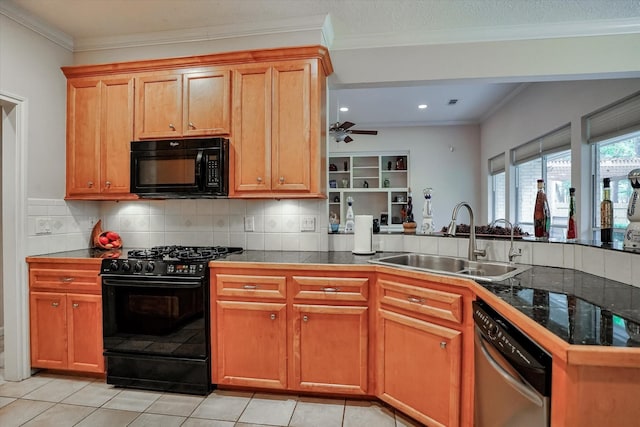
[215,274,286,299]
[292,276,368,302]
[30,268,100,292]
[378,279,462,324]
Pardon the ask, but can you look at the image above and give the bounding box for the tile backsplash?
[26,198,638,288]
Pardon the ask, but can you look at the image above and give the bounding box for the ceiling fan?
[329,121,378,143]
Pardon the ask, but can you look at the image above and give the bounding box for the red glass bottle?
[567,187,576,240]
[534,179,550,239]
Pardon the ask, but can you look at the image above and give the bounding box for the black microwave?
[130,138,228,198]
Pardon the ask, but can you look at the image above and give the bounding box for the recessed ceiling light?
[339,107,349,112]
[418,104,428,109]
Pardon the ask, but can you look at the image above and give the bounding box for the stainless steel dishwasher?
[473,299,552,427]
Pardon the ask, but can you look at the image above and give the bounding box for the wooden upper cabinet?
[135,69,231,140]
[231,59,326,198]
[66,76,134,199]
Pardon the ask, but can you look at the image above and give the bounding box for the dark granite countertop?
[28,248,640,347]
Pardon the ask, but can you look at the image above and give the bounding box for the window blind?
[488,153,505,175]
[511,124,571,165]
[586,91,640,144]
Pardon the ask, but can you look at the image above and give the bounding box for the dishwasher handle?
[475,328,545,407]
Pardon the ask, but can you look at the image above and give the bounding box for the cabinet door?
[135,74,182,139]
[183,70,231,136]
[292,304,368,394]
[232,66,272,193]
[67,293,104,373]
[271,61,311,191]
[30,292,67,369]
[100,77,134,195]
[215,300,287,389]
[378,309,462,427]
[66,78,101,196]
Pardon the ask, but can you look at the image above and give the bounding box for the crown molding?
[332,17,640,50]
[480,83,531,123]
[74,13,332,52]
[0,1,74,51]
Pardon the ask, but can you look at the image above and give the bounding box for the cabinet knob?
[169,123,176,130]
[257,177,262,183]
[189,122,195,129]
[279,176,285,183]
[87,181,93,188]
[60,277,75,283]
[51,302,59,307]
[243,284,258,290]
[270,313,277,320]
[73,303,79,308]
[440,342,447,349]
[105,181,111,188]
[303,315,309,322]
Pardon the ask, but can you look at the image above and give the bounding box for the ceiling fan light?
[418,104,428,109]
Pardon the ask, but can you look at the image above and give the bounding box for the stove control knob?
[134,262,143,273]
[109,261,119,271]
[146,262,155,273]
[487,324,500,340]
[121,262,131,272]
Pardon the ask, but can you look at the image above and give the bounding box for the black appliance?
[473,299,552,427]
[130,138,228,198]
[101,245,242,395]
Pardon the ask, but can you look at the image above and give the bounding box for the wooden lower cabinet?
[292,304,368,394]
[378,309,462,427]
[215,300,287,389]
[30,292,103,373]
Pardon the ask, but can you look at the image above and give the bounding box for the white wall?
[480,78,640,225]
[0,15,72,198]
[329,125,481,230]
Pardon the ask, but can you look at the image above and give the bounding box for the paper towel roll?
[353,215,375,255]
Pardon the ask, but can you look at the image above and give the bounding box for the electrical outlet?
[35,217,52,235]
[244,216,255,232]
[300,216,316,232]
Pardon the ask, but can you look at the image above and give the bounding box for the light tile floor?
[0,341,423,427]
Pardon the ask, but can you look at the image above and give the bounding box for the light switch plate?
[301,216,316,232]
[244,216,255,232]
[35,217,52,234]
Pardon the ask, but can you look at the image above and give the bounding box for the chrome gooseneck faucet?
[490,218,522,263]
[447,202,486,261]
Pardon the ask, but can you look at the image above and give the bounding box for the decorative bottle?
[421,188,434,234]
[600,177,613,243]
[533,179,550,239]
[566,187,577,240]
[344,196,355,233]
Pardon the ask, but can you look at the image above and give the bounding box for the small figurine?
[421,187,434,234]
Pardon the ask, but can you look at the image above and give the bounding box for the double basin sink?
[369,253,530,282]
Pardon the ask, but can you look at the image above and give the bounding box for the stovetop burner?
[127,245,243,262]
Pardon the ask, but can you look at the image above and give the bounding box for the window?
[488,154,505,222]
[512,124,572,238]
[587,91,640,241]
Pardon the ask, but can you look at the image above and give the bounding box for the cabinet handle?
[60,277,75,283]
[105,181,111,188]
[257,177,262,183]
[303,315,309,322]
[51,302,59,307]
[440,342,447,349]
[322,287,340,292]
[270,313,277,320]
[87,181,93,188]
[407,296,424,304]
[189,122,195,129]
[73,303,79,308]
[169,123,176,130]
[243,284,258,290]
[279,176,285,183]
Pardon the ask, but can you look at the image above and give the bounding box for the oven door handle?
[475,328,544,407]
[102,278,203,289]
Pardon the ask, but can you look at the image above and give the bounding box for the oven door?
[102,276,208,359]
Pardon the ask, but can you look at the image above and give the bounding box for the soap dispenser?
[345,196,355,233]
